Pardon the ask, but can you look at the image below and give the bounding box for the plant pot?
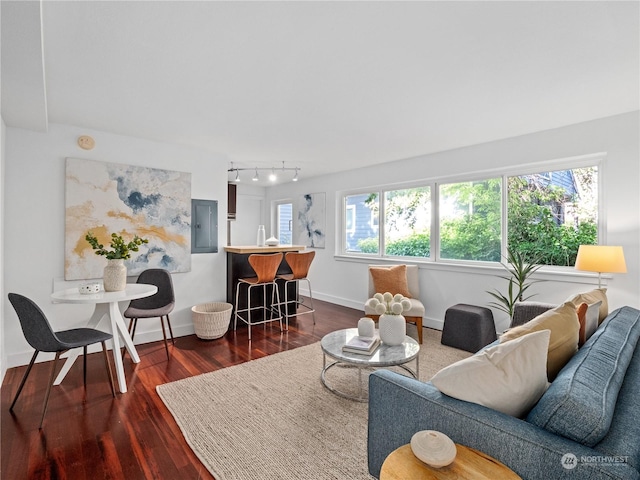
[103,259,127,292]
[379,314,406,345]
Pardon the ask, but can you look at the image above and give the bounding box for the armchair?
[364,264,425,343]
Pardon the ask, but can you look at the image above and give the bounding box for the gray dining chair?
[124,269,175,359]
[8,293,116,429]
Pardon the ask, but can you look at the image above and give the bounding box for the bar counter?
[225,245,306,323]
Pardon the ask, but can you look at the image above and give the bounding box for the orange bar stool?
[277,251,316,329]
[234,252,284,340]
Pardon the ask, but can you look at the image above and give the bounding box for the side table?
[380,443,521,480]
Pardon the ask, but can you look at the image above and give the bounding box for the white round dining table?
[51,284,157,393]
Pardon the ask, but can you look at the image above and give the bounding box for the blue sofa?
[368,306,640,479]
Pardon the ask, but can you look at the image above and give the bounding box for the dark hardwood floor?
[1,299,361,480]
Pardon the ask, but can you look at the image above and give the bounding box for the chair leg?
[273,281,283,332]
[10,350,38,411]
[130,318,138,340]
[159,316,170,360]
[83,346,88,388]
[304,278,316,325]
[165,314,175,344]
[282,279,291,330]
[234,283,241,331]
[101,341,116,397]
[39,352,61,429]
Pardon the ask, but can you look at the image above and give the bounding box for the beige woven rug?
[156,327,470,480]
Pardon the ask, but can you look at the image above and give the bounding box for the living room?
[1,1,639,479]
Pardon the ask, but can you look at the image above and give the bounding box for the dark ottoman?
[441,304,497,353]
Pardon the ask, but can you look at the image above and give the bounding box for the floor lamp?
[574,245,627,288]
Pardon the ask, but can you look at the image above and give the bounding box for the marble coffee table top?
[321,328,420,367]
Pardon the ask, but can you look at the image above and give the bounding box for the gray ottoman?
[441,304,497,353]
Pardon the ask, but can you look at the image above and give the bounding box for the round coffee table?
[320,328,420,401]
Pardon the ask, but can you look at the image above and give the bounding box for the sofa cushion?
[431,330,550,417]
[576,301,601,347]
[527,307,640,447]
[369,265,412,298]
[500,302,579,380]
[566,288,608,324]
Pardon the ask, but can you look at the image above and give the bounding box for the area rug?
[156,328,470,480]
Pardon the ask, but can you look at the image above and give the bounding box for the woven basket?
[192,302,233,340]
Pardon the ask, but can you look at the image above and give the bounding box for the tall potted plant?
[487,247,543,320]
[86,231,148,291]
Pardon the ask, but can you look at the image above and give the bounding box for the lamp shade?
[575,245,627,273]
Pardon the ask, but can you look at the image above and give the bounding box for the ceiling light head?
[292,168,299,182]
[269,168,277,182]
[234,170,240,182]
[252,168,259,181]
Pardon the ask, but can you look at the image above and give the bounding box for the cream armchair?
[364,264,425,344]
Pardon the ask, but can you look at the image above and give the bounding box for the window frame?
[337,153,605,270]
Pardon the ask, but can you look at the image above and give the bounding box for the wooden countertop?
[224,245,306,254]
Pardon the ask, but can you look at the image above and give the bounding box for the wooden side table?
[380,443,521,480]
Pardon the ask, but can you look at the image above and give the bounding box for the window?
[508,167,598,266]
[344,193,379,253]
[384,187,431,257]
[346,205,355,234]
[339,158,600,268]
[439,179,501,262]
[276,202,293,245]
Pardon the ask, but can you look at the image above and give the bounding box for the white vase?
[103,259,127,292]
[358,317,376,338]
[378,314,406,345]
[257,225,266,246]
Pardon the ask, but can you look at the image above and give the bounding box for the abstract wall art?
[296,192,326,248]
[65,158,192,280]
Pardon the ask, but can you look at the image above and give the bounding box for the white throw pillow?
[431,330,551,417]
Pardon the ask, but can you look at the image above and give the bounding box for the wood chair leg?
[101,341,116,397]
[159,316,170,360]
[83,346,88,388]
[165,314,175,344]
[40,352,61,429]
[10,350,38,411]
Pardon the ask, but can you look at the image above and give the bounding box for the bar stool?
[277,251,316,329]
[234,252,284,340]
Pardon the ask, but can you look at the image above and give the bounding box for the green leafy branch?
[85,231,148,260]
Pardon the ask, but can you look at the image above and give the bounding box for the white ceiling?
[2,1,638,186]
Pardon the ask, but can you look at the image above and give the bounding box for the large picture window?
[344,193,379,253]
[439,179,501,262]
[340,160,600,268]
[508,167,598,266]
[384,187,431,258]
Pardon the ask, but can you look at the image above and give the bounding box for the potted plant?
[487,247,543,320]
[85,231,148,291]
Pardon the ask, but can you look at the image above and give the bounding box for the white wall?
[1,117,6,382]
[266,112,640,332]
[3,123,229,368]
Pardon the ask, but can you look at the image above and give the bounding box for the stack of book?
[342,335,381,355]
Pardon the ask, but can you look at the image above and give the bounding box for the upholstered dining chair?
[234,252,284,341]
[363,264,426,344]
[277,251,316,329]
[124,269,175,360]
[8,293,116,429]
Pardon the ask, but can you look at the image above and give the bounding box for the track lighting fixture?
[228,162,302,183]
